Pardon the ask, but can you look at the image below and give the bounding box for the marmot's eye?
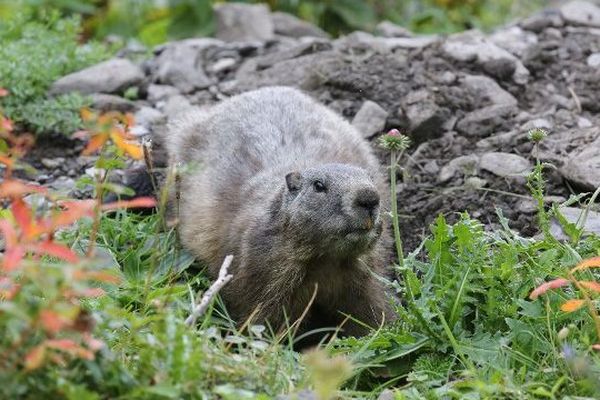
[313,180,327,192]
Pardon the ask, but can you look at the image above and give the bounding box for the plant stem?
[390,150,405,269]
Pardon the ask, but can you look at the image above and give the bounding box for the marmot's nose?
[354,187,380,213]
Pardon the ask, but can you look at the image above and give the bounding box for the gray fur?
[166,86,395,340]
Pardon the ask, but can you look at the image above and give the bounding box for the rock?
[50,58,144,95]
[438,155,480,182]
[561,137,600,190]
[560,1,600,28]
[442,30,530,84]
[461,74,518,107]
[147,84,180,103]
[41,157,65,170]
[352,100,388,139]
[577,116,593,128]
[489,26,538,58]
[465,176,487,189]
[152,39,222,93]
[256,40,332,69]
[162,95,195,118]
[479,152,531,177]
[402,90,448,140]
[456,104,516,137]
[48,176,75,193]
[335,31,437,52]
[550,206,600,241]
[277,390,318,400]
[377,389,396,400]
[271,11,329,39]
[207,57,238,73]
[90,93,136,112]
[520,9,564,32]
[214,3,274,42]
[521,118,553,132]
[587,53,600,67]
[375,21,413,37]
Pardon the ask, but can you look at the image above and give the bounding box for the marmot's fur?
[167,87,395,342]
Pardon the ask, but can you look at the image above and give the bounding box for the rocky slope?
[41,1,600,250]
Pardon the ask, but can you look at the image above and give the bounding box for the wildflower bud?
[527,128,547,143]
[378,128,411,152]
[557,326,570,340]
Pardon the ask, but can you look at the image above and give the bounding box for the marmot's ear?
[285,171,302,192]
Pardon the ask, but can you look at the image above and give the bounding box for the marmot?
[166,86,395,342]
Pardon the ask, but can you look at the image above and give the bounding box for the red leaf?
[39,310,70,335]
[51,200,96,228]
[28,241,79,263]
[0,179,47,198]
[24,345,46,370]
[0,220,18,247]
[79,287,106,298]
[0,155,14,167]
[0,88,8,97]
[572,256,600,273]
[102,196,156,211]
[45,339,94,360]
[0,277,20,300]
[560,299,586,312]
[11,197,34,238]
[529,278,570,300]
[2,246,25,272]
[1,116,13,133]
[592,344,600,351]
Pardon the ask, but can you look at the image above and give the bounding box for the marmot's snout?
[351,186,381,232]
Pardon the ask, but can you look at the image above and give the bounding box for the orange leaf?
[24,345,46,370]
[39,310,70,335]
[48,200,96,229]
[529,278,570,300]
[0,179,47,198]
[579,281,600,293]
[80,108,96,122]
[0,220,18,247]
[45,339,94,360]
[0,88,8,97]
[79,287,106,298]
[82,133,109,156]
[572,256,600,273]
[28,241,79,263]
[2,246,25,272]
[0,154,14,167]
[560,299,586,312]
[110,130,143,159]
[73,269,120,284]
[0,277,20,300]
[102,196,156,211]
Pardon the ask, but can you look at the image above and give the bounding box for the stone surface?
[375,21,413,37]
[403,90,448,140]
[442,30,530,84]
[90,93,137,112]
[50,58,144,95]
[461,74,518,107]
[152,39,222,93]
[561,137,600,190]
[147,84,180,103]
[560,1,600,28]
[587,53,600,67]
[438,155,480,182]
[489,26,538,58]
[134,106,165,129]
[214,3,274,42]
[550,206,600,241]
[272,11,329,38]
[456,104,516,136]
[352,100,388,139]
[479,152,531,177]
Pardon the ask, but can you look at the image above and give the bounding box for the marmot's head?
[283,163,383,258]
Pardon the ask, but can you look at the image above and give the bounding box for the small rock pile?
[44,1,600,248]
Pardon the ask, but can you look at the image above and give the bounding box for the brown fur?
[166,87,395,343]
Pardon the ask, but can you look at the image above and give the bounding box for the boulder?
[50,58,144,95]
[271,11,329,38]
[560,1,600,28]
[352,100,388,139]
[214,3,274,42]
[561,137,600,190]
[479,152,532,177]
[456,104,516,136]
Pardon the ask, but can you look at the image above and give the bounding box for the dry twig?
[185,255,234,326]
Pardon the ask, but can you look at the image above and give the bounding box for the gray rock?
[48,176,76,193]
[214,3,274,42]
[456,104,516,136]
[335,31,437,52]
[550,206,600,240]
[442,30,530,84]
[438,154,480,182]
[577,116,593,128]
[561,137,600,190]
[461,74,518,107]
[50,58,144,95]
[489,26,538,58]
[521,118,553,132]
[277,390,318,400]
[41,157,65,170]
[153,39,222,93]
[256,39,332,69]
[271,11,329,39]
[587,53,600,67]
[90,93,136,112]
[207,57,238,73]
[465,176,488,189]
[162,95,195,118]
[560,1,600,28]
[147,84,180,103]
[352,100,388,139]
[479,152,532,177]
[403,90,448,140]
[377,389,396,400]
[375,21,413,37]
[520,9,564,32]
